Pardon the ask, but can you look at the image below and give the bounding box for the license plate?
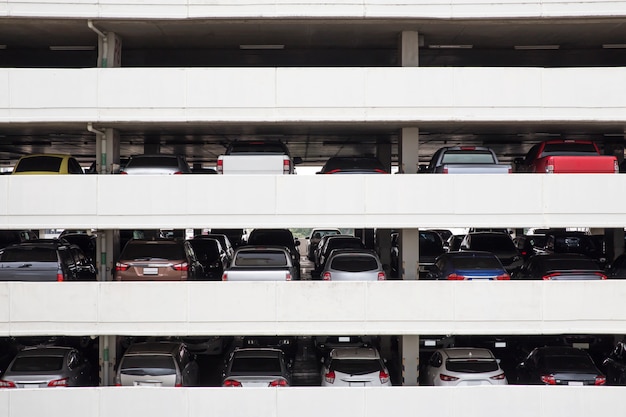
[338,337,351,342]
[143,267,158,275]
[495,342,507,348]
[424,340,437,347]
[572,342,589,349]
[568,381,584,386]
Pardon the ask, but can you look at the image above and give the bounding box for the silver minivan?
[115,342,199,387]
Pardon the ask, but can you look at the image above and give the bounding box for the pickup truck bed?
[515,140,618,174]
[426,146,511,174]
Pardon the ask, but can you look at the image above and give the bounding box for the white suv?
[321,347,392,387]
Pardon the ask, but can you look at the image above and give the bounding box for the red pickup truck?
[514,140,618,173]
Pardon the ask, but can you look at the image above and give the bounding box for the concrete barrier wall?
[1,68,625,124]
[3,0,626,18]
[1,280,626,336]
[1,174,625,229]
[0,386,622,417]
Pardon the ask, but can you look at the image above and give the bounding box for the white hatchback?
[321,347,392,387]
[424,347,508,386]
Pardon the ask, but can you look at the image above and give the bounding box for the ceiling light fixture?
[428,44,473,49]
[49,46,96,51]
[514,45,560,50]
[602,44,626,49]
[0,45,7,50]
[239,44,285,50]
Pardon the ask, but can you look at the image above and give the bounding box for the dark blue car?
[426,251,510,280]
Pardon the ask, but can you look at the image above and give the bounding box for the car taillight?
[439,374,459,381]
[541,374,557,385]
[322,272,331,281]
[490,373,506,380]
[0,380,16,388]
[269,379,288,387]
[115,262,130,272]
[373,169,388,174]
[496,274,510,280]
[57,271,64,282]
[595,272,608,280]
[222,272,228,281]
[216,159,223,174]
[378,271,386,281]
[325,169,341,174]
[595,376,606,385]
[447,273,465,280]
[223,379,242,387]
[542,273,560,280]
[507,167,512,173]
[47,378,68,387]
[283,159,291,174]
[379,370,390,384]
[119,171,128,175]
[442,167,449,174]
[172,262,188,271]
[325,371,335,384]
[545,163,554,174]
[286,272,292,281]
[173,171,183,175]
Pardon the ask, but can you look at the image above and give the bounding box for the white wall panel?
[1,281,626,336]
[4,0,626,18]
[2,68,625,124]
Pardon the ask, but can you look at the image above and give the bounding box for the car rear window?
[227,142,287,154]
[120,355,177,375]
[469,235,515,251]
[0,247,58,262]
[541,142,598,156]
[539,355,596,371]
[330,255,378,272]
[330,359,383,375]
[121,243,185,260]
[234,251,288,267]
[451,256,502,269]
[541,257,599,271]
[420,233,444,256]
[440,150,496,164]
[445,359,499,373]
[552,236,597,253]
[126,156,179,168]
[230,357,282,374]
[11,356,64,372]
[14,156,62,173]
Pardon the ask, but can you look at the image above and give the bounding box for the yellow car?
[11,154,84,175]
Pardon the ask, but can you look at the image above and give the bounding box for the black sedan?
[514,253,606,280]
[515,346,605,385]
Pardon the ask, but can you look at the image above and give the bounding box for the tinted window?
[450,256,502,269]
[126,156,180,168]
[0,247,57,262]
[11,356,64,372]
[539,355,596,371]
[327,239,364,252]
[469,235,514,251]
[330,255,378,272]
[234,251,288,267]
[540,142,598,156]
[420,233,444,256]
[330,359,383,375]
[440,150,496,164]
[121,243,185,260]
[552,236,597,254]
[248,231,294,247]
[230,356,282,373]
[322,157,386,172]
[14,156,62,173]
[188,241,220,262]
[120,355,177,375]
[445,359,499,373]
[540,257,599,271]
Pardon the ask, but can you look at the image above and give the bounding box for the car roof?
[329,347,381,359]
[124,342,183,355]
[534,346,590,356]
[444,250,498,258]
[440,347,495,359]
[17,346,75,357]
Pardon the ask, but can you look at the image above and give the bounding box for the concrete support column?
[399,31,420,67]
[399,128,420,174]
[96,32,122,68]
[401,335,420,385]
[95,128,120,175]
[377,137,393,173]
[401,229,419,280]
[99,335,117,386]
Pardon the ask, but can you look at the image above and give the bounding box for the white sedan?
[424,347,508,386]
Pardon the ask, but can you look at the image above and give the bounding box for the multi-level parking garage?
[2,1,626,416]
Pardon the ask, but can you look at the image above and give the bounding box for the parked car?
[515,346,605,385]
[246,228,300,272]
[115,342,199,387]
[429,229,453,243]
[317,156,389,174]
[423,146,511,174]
[198,233,235,262]
[513,234,547,262]
[0,346,96,388]
[321,249,386,281]
[424,347,508,386]
[222,245,298,281]
[216,139,302,175]
[605,252,626,279]
[0,239,97,282]
[306,228,342,261]
[222,348,291,387]
[460,232,523,273]
[59,232,97,265]
[542,230,607,267]
[114,239,203,281]
[120,154,192,175]
[241,336,298,362]
[313,235,365,277]
[514,253,606,280]
[0,230,38,250]
[11,154,85,175]
[314,336,380,358]
[419,230,446,278]
[187,237,229,280]
[445,234,465,252]
[321,347,392,387]
[175,336,232,356]
[210,229,246,248]
[602,341,626,385]
[426,251,510,280]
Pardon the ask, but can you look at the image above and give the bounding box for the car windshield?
[120,355,176,375]
[552,236,598,253]
[235,251,288,267]
[539,355,596,371]
[121,243,184,260]
[127,156,180,168]
[451,256,502,269]
[540,142,598,156]
[330,255,378,272]
[11,356,64,372]
[420,233,444,256]
[14,156,62,173]
[440,150,496,164]
[0,247,57,262]
[445,359,499,373]
[330,359,383,375]
[469,235,514,251]
[230,356,282,374]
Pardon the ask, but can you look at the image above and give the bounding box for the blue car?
[426,251,510,280]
